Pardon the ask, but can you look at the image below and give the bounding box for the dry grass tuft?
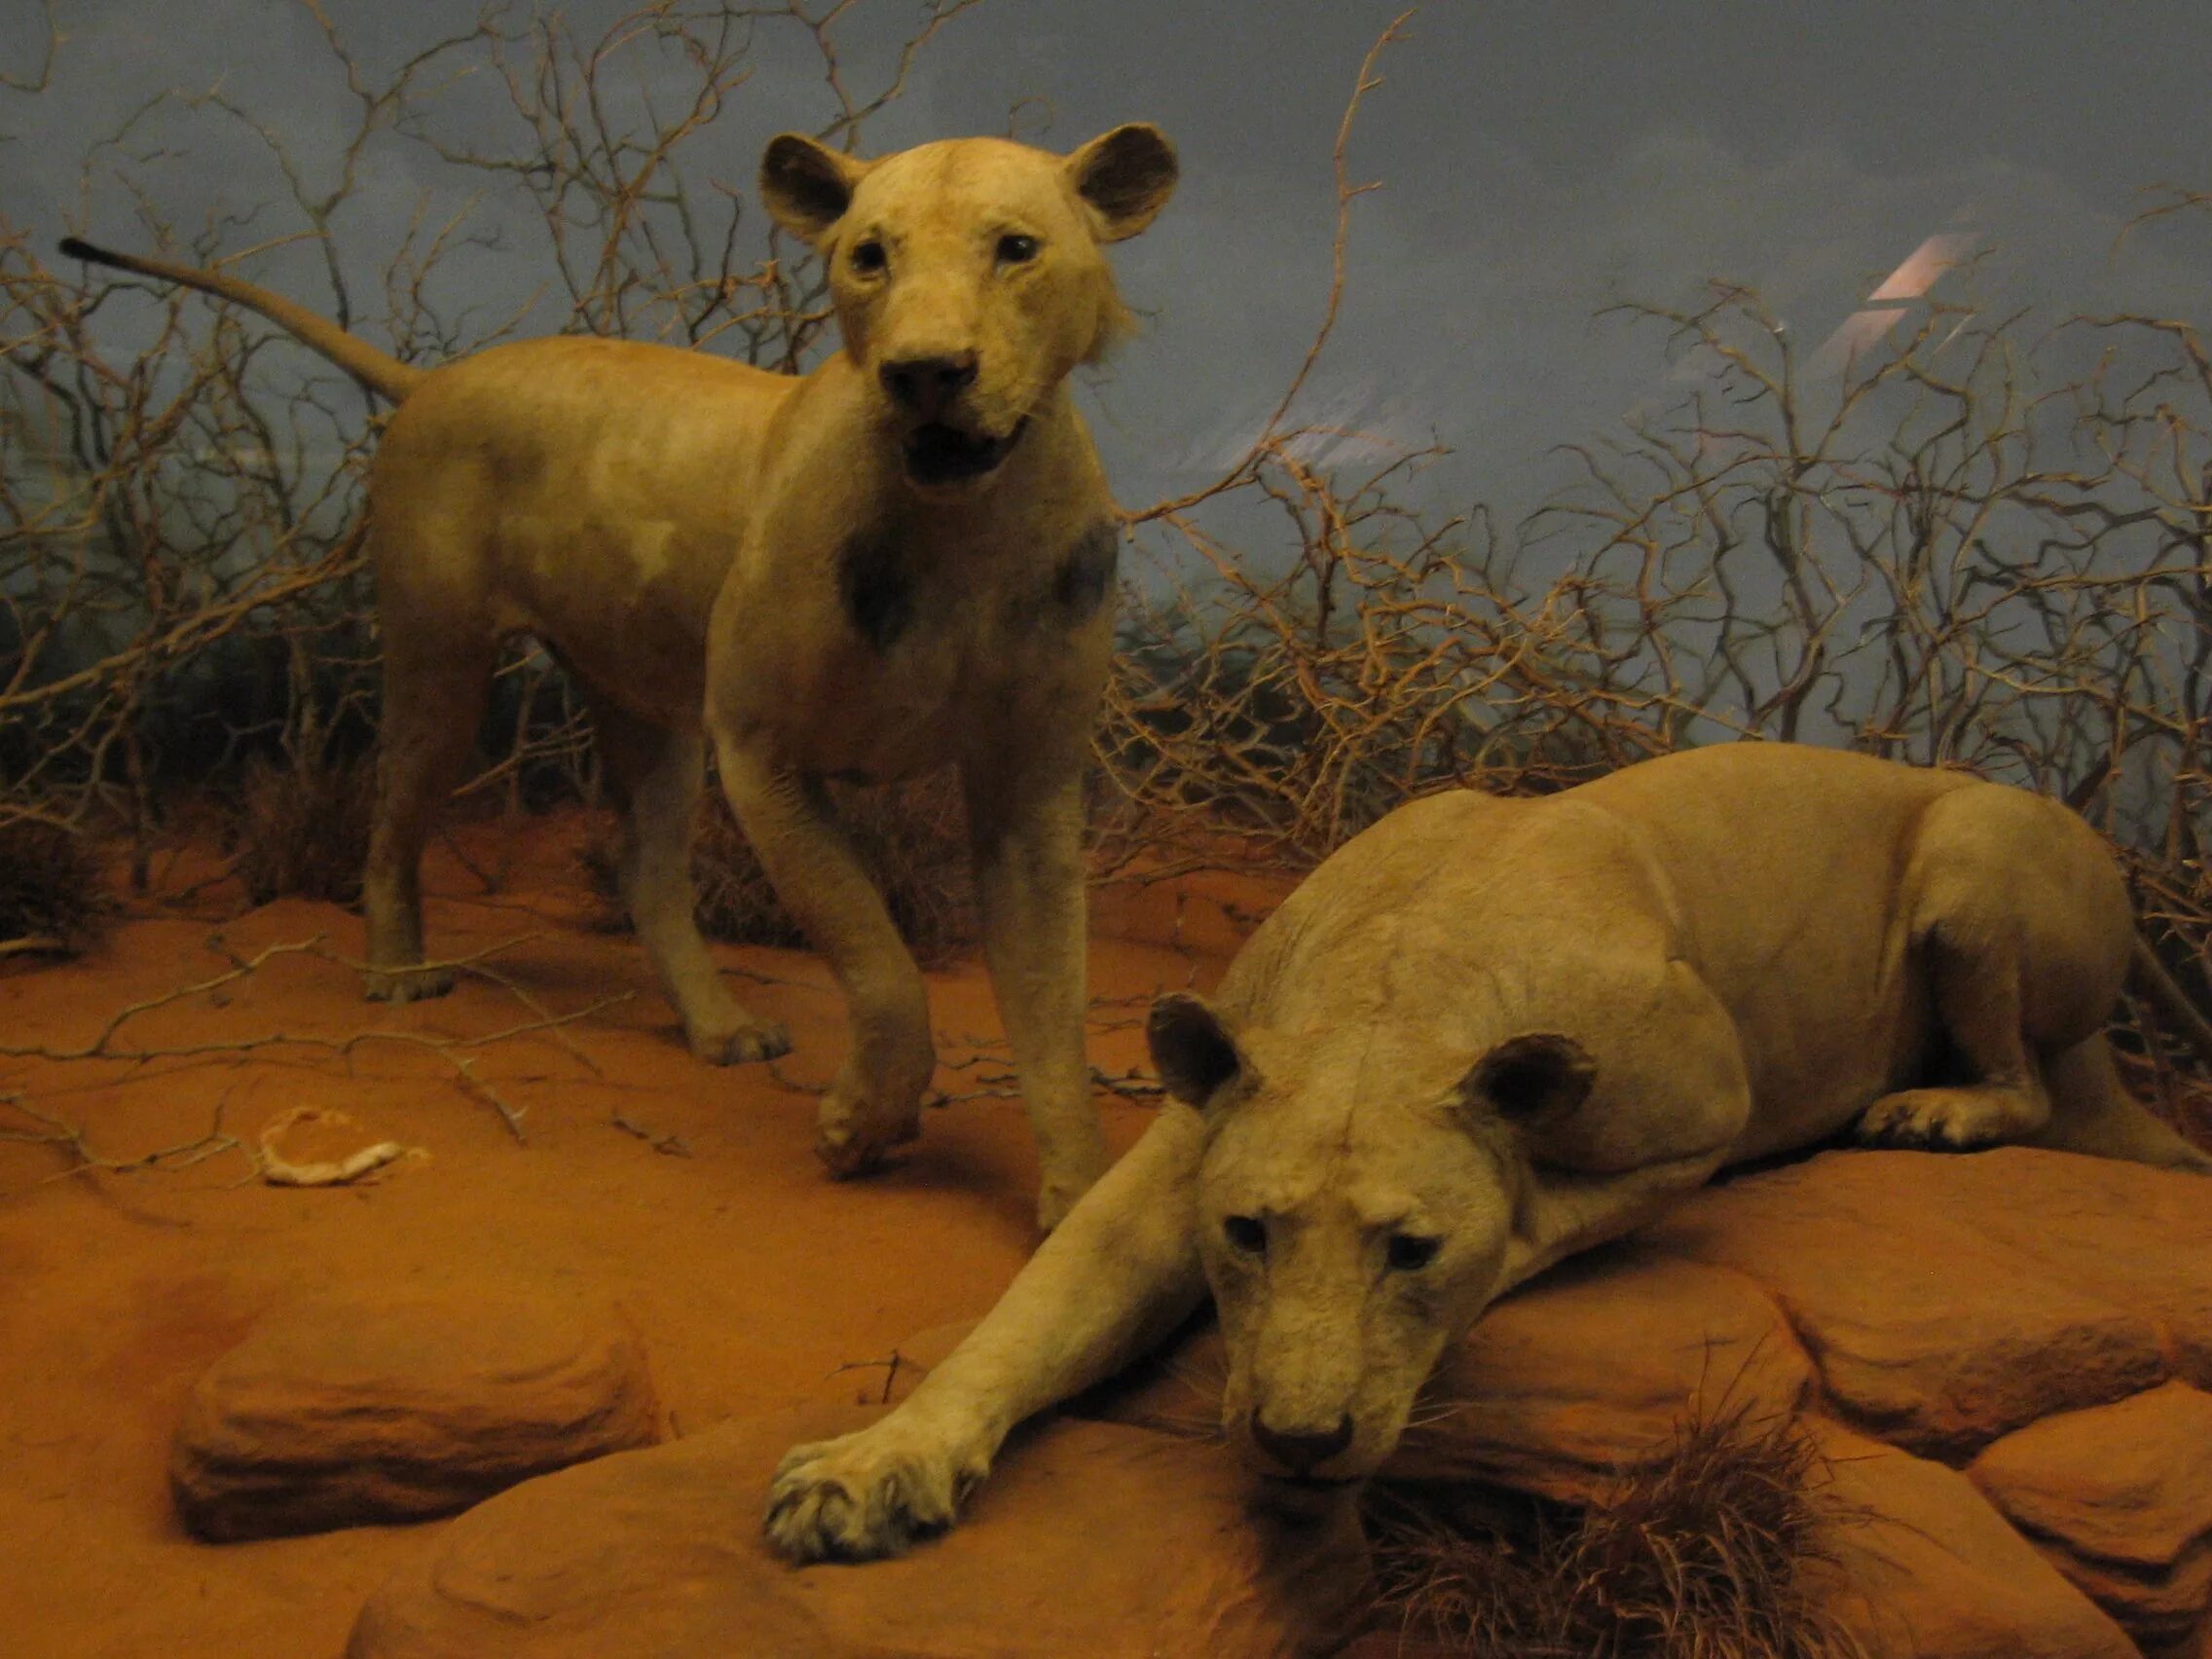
[233,749,377,907]
[1361,1404,1872,1659]
[0,818,110,956]
[584,772,975,968]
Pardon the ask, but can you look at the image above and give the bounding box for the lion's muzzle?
[879,350,977,422]
[1248,1408,1354,1477]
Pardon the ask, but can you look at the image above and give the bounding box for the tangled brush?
[585,771,975,968]
[233,748,377,907]
[0,817,111,956]
[1361,1403,1872,1658]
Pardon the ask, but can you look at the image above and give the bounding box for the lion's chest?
[717,517,1118,779]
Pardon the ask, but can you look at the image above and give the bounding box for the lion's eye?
[850,239,889,276]
[1385,1234,1441,1272]
[1223,1215,1267,1256]
[996,232,1040,266]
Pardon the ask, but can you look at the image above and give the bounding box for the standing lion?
[64,122,1180,1228]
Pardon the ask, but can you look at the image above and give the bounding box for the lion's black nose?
[880,351,978,421]
[1249,1410,1354,1475]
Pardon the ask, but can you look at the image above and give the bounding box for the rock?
[1970,1381,2212,1651]
[1809,1420,2137,1659]
[1386,1249,1814,1502]
[2049,1552,2212,1659]
[1643,1149,2178,1456]
[347,1404,1369,1659]
[171,1286,661,1541]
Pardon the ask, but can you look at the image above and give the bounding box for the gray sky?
[6,0,2209,519]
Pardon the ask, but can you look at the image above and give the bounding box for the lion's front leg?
[766,1108,1210,1562]
[962,750,1106,1231]
[714,741,934,1173]
[588,695,791,1065]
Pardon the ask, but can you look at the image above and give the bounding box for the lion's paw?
[686,1015,793,1067]
[763,1423,982,1563]
[363,965,456,1005]
[815,1088,925,1178]
[1856,1086,2031,1151]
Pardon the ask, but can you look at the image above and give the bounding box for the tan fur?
[64,124,1179,1229]
[762,742,2212,1562]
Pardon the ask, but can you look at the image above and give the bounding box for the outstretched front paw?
[763,1420,984,1564]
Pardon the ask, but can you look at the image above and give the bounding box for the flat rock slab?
[1391,1250,1814,1501]
[1810,1420,2135,1659]
[348,1404,1368,1659]
[172,1286,661,1541]
[1642,1148,2206,1457]
[1971,1381,2212,1650]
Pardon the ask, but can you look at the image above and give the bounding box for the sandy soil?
[0,811,1272,1659]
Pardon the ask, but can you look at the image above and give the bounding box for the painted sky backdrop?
[5,0,2209,519]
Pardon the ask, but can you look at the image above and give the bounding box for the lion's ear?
[759,133,872,245]
[1147,992,1244,1109]
[1065,124,1178,242]
[1460,1033,1596,1124]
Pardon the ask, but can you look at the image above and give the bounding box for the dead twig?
[0,933,630,1150]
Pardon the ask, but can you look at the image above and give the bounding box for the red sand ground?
[0,811,1274,1659]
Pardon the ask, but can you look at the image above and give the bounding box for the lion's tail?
[57,237,428,406]
[2129,933,2212,1073]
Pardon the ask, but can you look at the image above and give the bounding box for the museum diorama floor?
[0,810,1246,1659]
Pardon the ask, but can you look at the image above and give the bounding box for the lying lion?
[62,122,1179,1227]
[764,741,2212,1562]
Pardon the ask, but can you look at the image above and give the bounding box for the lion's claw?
[763,1427,979,1563]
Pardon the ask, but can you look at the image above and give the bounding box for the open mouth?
[903,418,1027,486]
[1257,1472,1361,1493]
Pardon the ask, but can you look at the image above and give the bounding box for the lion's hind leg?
[363,629,492,1004]
[1857,782,2128,1154]
[2030,1034,2212,1172]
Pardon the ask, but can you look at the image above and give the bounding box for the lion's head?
[1146,993,1606,1491]
[758,126,1177,498]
